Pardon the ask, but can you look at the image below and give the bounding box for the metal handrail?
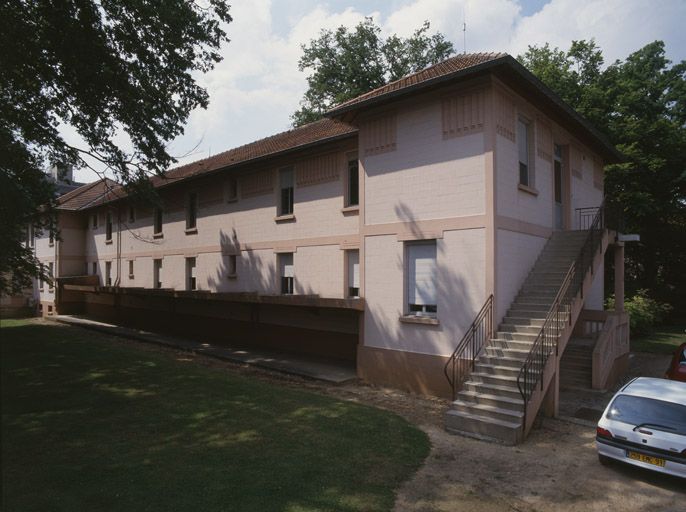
[443,294,494,400]
[517,202,606,429]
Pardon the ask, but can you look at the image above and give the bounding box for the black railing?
[517,202,607,429]
[444,294,493,400]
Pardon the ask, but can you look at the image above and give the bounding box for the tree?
[292,19,454,126]
[519,41,686,314]
[0,0,232,294]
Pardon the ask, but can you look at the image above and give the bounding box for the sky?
[71,0,686,183]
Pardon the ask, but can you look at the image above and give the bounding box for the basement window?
[128,260,134,279]
[186,257,197,291]
[347,250,359,298]
[406,242,437,317]
[153,259,162,289]
[279,253,294,295]
[227,254,237,278]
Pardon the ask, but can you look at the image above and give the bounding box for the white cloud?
[71,0,686,183]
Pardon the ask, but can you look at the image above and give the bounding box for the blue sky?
[70,0,686,182]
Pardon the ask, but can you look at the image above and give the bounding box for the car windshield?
[606,395,686,435]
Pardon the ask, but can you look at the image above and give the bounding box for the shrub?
[606,290,673,334]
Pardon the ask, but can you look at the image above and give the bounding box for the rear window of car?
[607,395,686,435]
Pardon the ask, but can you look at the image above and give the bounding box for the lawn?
[630,323,686,354]
[0,319,429,512]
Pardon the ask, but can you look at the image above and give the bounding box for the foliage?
[1,319,430,511]
[0,0,232,295]
[292,18,454,126]
[519,41,686,314]
[606,290,673,335]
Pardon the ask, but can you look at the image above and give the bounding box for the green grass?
[0,319,429,512]
[631,323,686,354]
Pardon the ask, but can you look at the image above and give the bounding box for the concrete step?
[449,399,524,423]
[457,389,525,411]
[499,323,546,334]
[490,338,536,351]
[477,355,527,368]
[494,331,543,342]
[484,346,531,360]
[470,371,519,388]
[473,363,521,378]
[502,316,546,327]
[445,409,522,445]
[462,380,524,400]
[509,303,551,312]
[506,310,548,320]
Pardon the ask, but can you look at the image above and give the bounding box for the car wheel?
[598,454,612,466]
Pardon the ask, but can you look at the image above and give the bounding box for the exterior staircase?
[560,337,595,389]
[445,230,599,444]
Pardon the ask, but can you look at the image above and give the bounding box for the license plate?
[627,451,666,467]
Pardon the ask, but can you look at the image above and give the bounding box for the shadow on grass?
[1,320,430,512]
[631,324,686,354]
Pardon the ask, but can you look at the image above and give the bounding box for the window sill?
[227,273,237,280]
[105,239,113,245]
[274,214,296,223]
[341,205,360,215]
[518,183,539,196]
[48,243,54,248]
[185,228,198,235]
[399,315,439,326]
[153,233,164,239]
[129,275,135,279]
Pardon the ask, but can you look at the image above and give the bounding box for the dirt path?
[30,320,685,511]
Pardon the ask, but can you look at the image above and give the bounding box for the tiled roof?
[151,117,356,188]
[57,178,120,211]
[327,52,506,115]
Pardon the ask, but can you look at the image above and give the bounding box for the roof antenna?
[463,7,467,54]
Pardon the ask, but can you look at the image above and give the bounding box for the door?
[554,144,564,230]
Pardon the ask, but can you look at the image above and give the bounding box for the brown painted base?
[357,345,452,399]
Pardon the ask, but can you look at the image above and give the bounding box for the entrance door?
[554,144,564,230]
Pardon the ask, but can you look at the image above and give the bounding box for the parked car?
[596,377,686,478]
[665,342,686,382]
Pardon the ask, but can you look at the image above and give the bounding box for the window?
[105,261,112,286]
[186,257,197,291]
[49,230,54,246]
[48,262,54,291]
[39,274,44,291]
[279,167,294,216]
[105,212,113,242]
[517,117,532,187]
[83,262,88,276]
[228,254,237,277]
[128,206,136,224]
[153,208,163,236]
[226,178,238,202]
[28,225,34,248]
[92,261,97,276]
[153,259,162,289]
[279,253,294,295]
[406,242,437,317]
[347,159,359,207]
[186,192,198,230]
[92,214,98,229]
[347,250,360,298]
[128,260,134,279]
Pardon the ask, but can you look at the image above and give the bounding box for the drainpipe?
[114,208,122,287]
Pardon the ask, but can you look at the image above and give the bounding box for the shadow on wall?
[207,229,315,296]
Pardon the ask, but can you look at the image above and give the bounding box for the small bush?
[606,290,673,334]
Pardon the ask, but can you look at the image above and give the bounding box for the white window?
[347,250,360,298]
[228,254,237,277]
[153,259,162,289]
[105,212,113,242]
[186,192,198,230]
[279,253,294,294]
[407,242,437,317]
[128,260,134,279]
[517,117,532,187]
[105,261,112,286]
[279,167,294,215]
[153,208,163,236]
[346,158,359,207]
[226,178,238,202]
[186,257,197,291]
